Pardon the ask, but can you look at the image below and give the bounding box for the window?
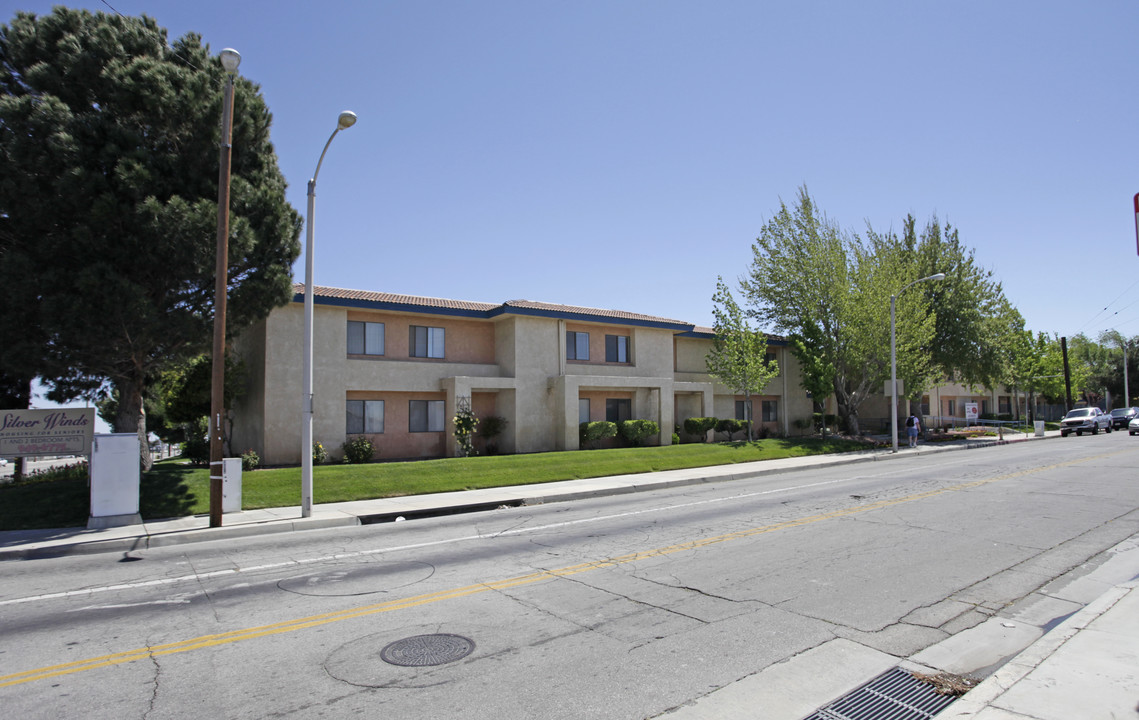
[605,335,630,363]
[605,399,632,424]
[762,400,778,423]
[346,400,384,434]
[567,331,589,360]
[947,400,957,416]
[765,351,778,369]
[579,398,590,425]
[982,399,992,415]
[410,326,445,359]
[409,400,445,432]
[998,396,1011,415]
[347,321,384,355]
[735,400,752,421]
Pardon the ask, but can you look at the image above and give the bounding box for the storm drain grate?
[803,667,958,720]
[379,633,475,667]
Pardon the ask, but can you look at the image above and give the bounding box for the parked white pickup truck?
[1059,407,1112,437]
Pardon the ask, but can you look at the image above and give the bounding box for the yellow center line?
[2,449,1125,688]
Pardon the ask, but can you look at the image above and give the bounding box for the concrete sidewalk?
[4,429,1136,719]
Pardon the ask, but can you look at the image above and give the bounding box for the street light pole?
[301,111,357,518]
[890,272,945,453]
[210,48,241,528]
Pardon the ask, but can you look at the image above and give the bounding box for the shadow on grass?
[720,437,874,453]
[0,462,199,532]
[0,472,89,531]
[140,463,198,520]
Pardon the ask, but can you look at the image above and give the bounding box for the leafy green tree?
[0,8,302,469]
[1096,330,1138,407]
[742,187,934,435]
[706,278,779,441]
[1069,334,1114,407]
[96,353,247,448]
[901,215,1024,394]
[1007,330,1066,421]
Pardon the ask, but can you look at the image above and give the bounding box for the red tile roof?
[501,299,688,326]
[294,284,499,312]
[295,284,690,327]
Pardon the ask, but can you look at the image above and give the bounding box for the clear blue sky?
[10,1,1139,340]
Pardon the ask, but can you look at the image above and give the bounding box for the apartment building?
[230,285,809,464]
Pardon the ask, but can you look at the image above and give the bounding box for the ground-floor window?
[346,399,384,434]
[762,400,778,422]
[409,400,445,432]
[579,398,590,425]
[605,398,631,423]
[734,400,752,421]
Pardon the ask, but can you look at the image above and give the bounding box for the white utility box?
[88,433,142,529]
[222,457,242,513]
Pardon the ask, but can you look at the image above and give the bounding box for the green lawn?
[0,437,868,531]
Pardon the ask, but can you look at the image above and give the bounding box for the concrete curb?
[936,579,1138,719]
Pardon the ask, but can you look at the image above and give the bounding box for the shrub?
[312,441,328,465]
[180,418,210,466]
[241,449,260,471]
[683,417,718,442]
[579,421,617,449]
[478,415,508,455]
[341,437,376,464]
[618,419,660,446]
[453,408,478,458]
[715,418,742,441]
[671,432,680,445]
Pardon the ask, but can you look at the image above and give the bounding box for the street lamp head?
[219,48,241,74]
[929,273,946,281]
[337,111,358,130]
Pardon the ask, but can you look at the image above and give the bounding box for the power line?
[1074,276,1139,336]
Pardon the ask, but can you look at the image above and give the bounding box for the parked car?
[1060,407,1112,436]
[1109,407,1139,430]
[1130,417,1139,436]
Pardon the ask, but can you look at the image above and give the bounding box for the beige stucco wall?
[230,318,267,457]
[497,315,561,454]
[235,300,818,464]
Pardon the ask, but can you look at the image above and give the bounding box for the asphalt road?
[2,436,1138,719]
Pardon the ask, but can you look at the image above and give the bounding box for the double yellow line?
[2,449,1123,688]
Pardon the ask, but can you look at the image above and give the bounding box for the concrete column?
[550,375,581,451]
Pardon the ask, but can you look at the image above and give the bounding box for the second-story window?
[567,331,589,360]
[410,326,445,359]
[605,335,630,363]
[347,321,384,355]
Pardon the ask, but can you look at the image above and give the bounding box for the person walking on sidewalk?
[905,413,920,447]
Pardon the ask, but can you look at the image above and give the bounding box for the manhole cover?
[379,634,475,667]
